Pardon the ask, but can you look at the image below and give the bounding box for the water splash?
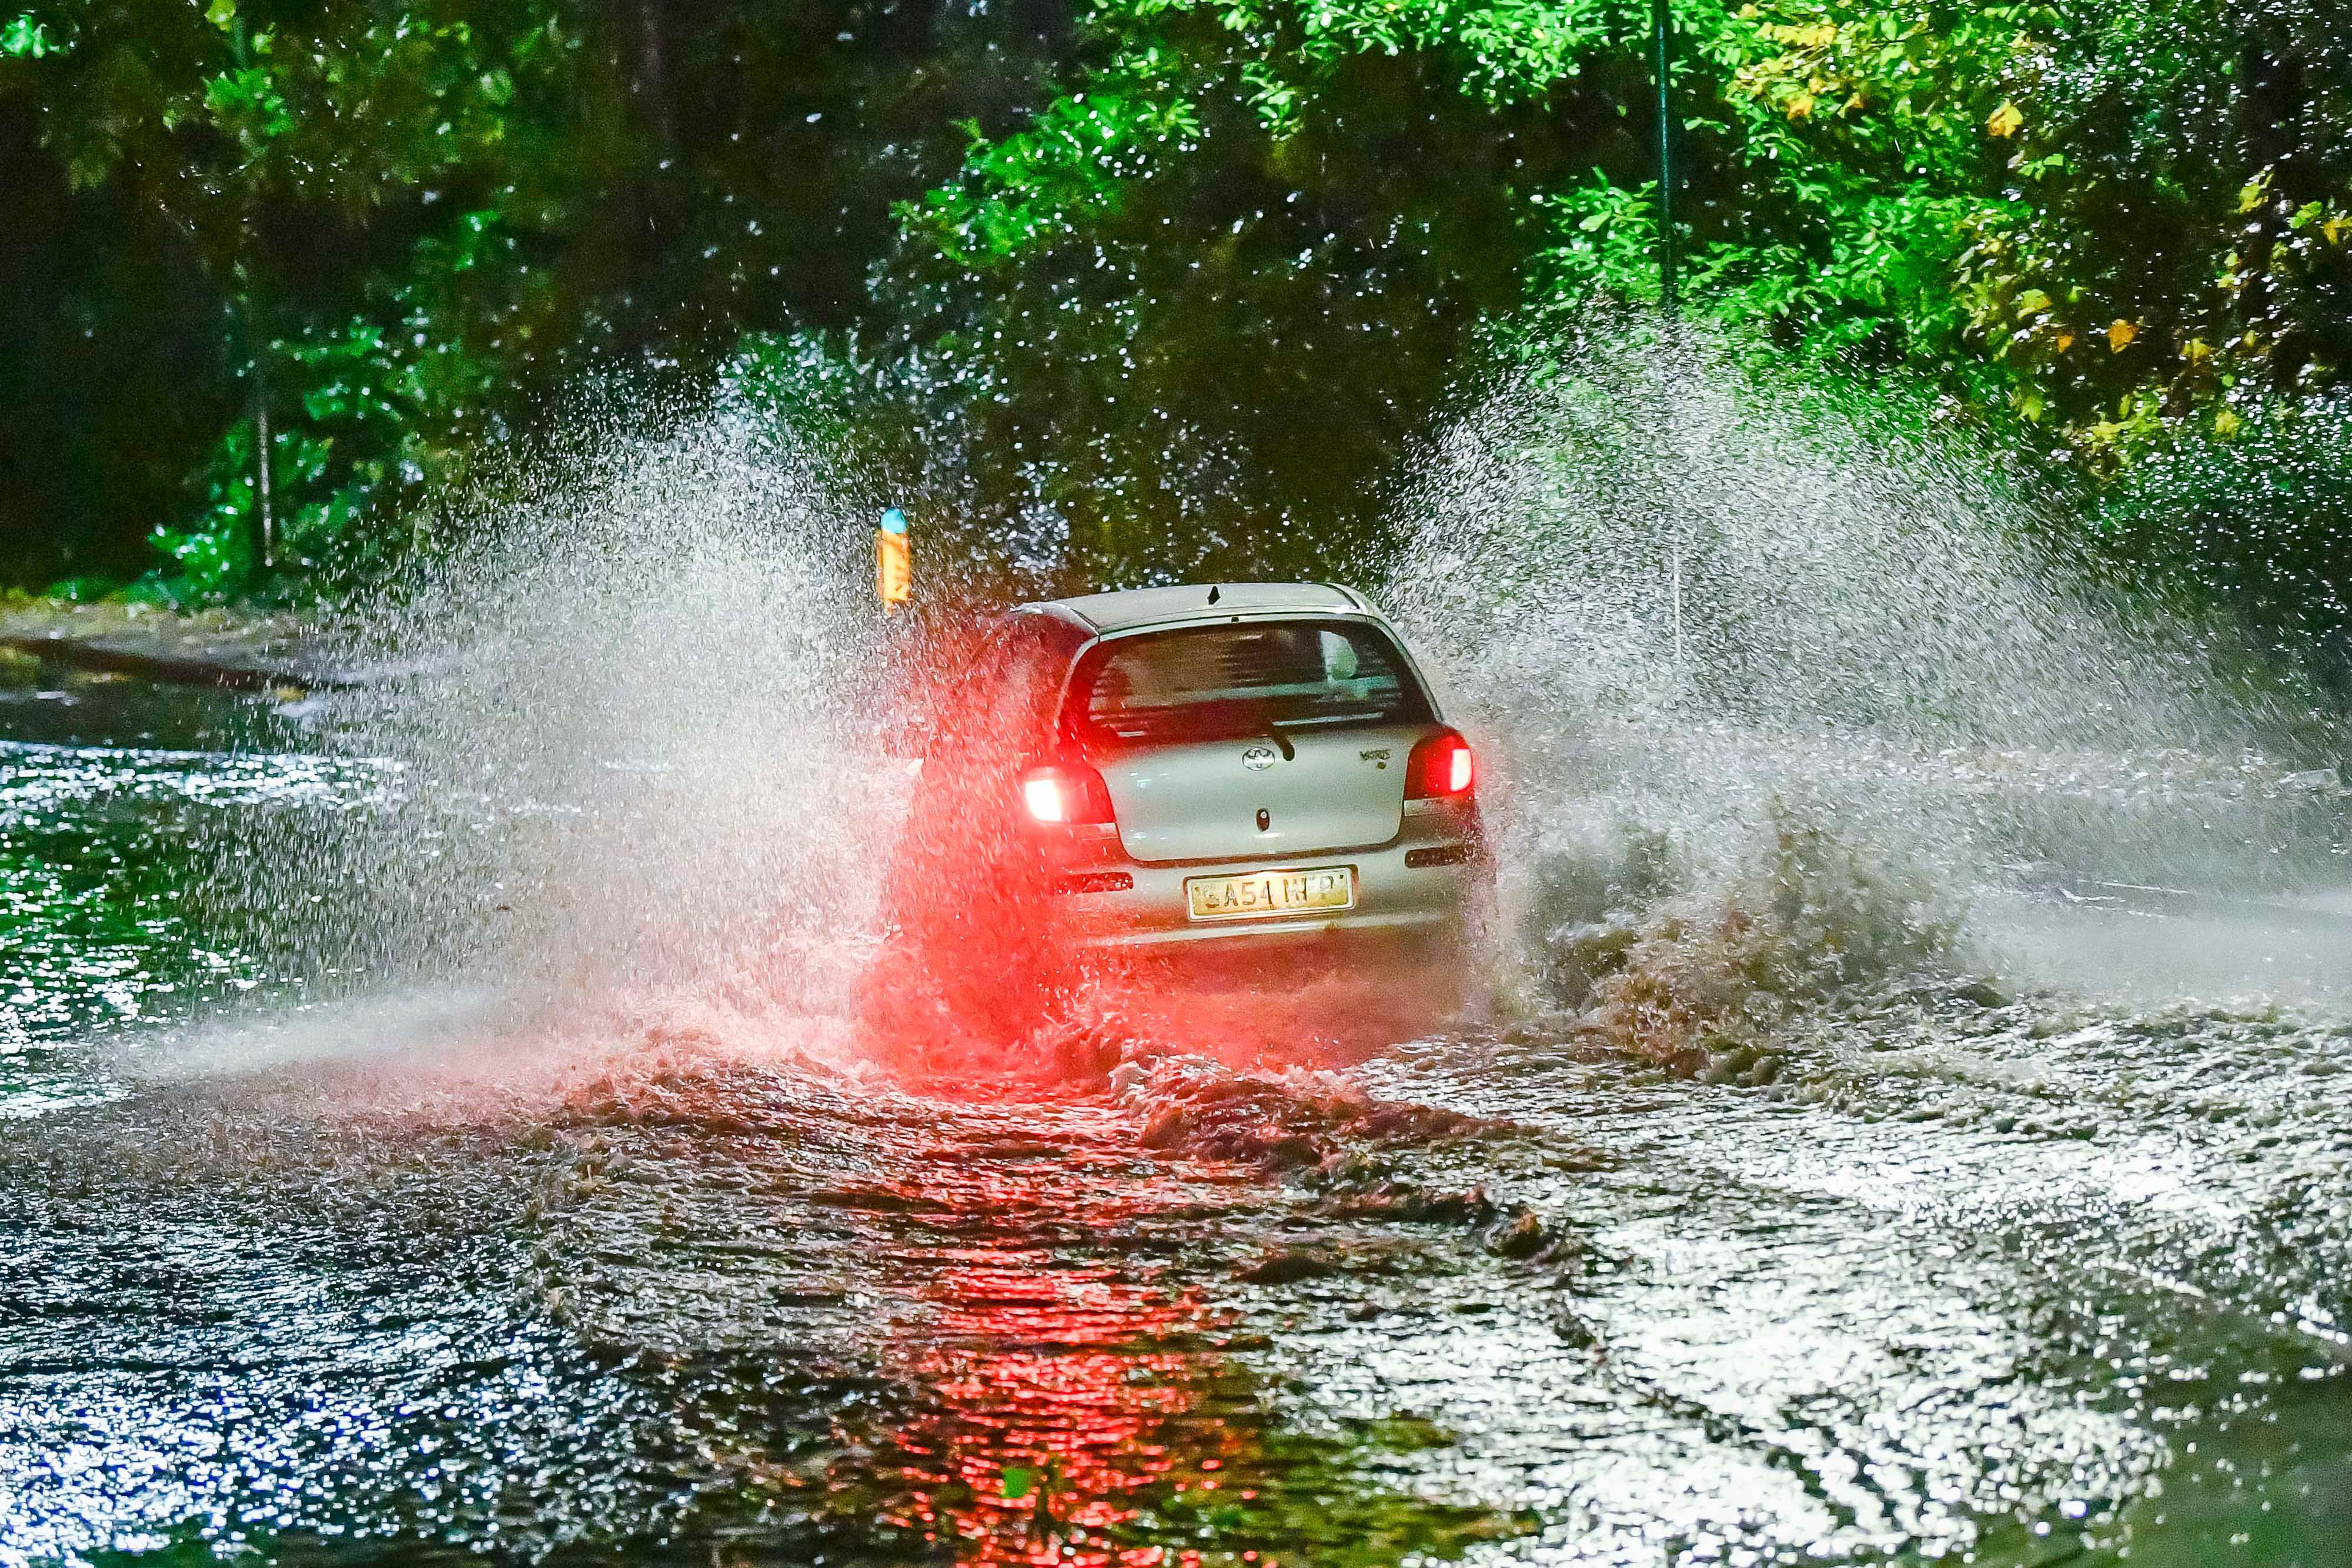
[1387,318,2350,1018]
[179,395,896,1073]
[7,333,2352,1568]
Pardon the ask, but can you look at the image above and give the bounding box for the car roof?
[1027,581,1370,634]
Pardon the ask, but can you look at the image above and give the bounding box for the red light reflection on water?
[907,1263,1192,1558]
[864,1125,1265,1566]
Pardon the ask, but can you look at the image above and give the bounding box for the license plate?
[1184,866,1355,922]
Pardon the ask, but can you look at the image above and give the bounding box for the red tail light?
[1405,730,1475,799]
[1018,761,1115,825]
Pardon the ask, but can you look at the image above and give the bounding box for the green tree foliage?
[884,0,2351,636]
[0,0,1066,595]
[789,54,1577,589]
[905,0,2351,426]
[1,0,2347,658]
[4,0,579,590]
[1959,1,2352,445]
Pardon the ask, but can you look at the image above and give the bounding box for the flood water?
[7,359,2352,1566]
[4,657,2350,1568]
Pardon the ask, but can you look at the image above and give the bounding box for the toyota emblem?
[1241,744,1278,771]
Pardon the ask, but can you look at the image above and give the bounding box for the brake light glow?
[1444,739,1474,794]
[1406,730,1476,799]
[1019,762,1115,825]
[1023,774,1071,822]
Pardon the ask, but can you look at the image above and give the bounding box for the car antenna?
[1207,584,1221,605]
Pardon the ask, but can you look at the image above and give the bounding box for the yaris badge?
[1241,745,1278,771]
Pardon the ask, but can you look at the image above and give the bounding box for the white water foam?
[171,398,901,1081]
[1384,319,2348,1011]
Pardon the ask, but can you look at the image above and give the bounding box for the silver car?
[903,583,1485,978]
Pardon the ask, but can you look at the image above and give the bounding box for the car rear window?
[1070,620,1431,746]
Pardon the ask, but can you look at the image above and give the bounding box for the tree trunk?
[243,281,273,579]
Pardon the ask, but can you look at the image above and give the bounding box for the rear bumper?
[1048,801,1483,952]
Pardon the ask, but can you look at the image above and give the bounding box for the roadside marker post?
[877,507,911,612]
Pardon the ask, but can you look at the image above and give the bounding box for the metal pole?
[232,16,273,580]
[252,292,274,576]
[1652,0,1675,315]
[1652,0,1683,667]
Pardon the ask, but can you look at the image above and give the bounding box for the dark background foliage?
[1,0,2346,676]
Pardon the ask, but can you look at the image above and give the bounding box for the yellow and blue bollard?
[876,506,911,612]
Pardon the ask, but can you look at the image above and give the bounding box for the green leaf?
[2,12,61,56]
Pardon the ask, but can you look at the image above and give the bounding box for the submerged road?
[2,679,2349,1567]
